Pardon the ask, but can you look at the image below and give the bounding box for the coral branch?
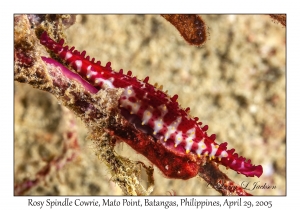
[198,161,252,196]
[269,14,286,27]
[161,14,207,46]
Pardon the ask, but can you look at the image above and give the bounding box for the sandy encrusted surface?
[14,15,286,195]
